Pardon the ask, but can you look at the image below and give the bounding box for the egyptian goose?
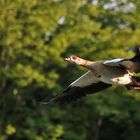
[42,48,140,105]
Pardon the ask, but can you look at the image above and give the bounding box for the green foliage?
[0,0,140,140]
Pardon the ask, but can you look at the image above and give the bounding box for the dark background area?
[0,0,140,139]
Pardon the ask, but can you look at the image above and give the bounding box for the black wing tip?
[39,102,51,107]
[129,45,140,62]
[134,45,140,55]
[39,99,55,106]
[39,101,50,105]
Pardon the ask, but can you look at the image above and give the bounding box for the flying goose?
[42,49,140,105]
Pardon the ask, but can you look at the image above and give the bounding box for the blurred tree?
[0,0,140,140]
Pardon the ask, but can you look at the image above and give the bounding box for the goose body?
[88,61,132,85]
[42,48,140,105]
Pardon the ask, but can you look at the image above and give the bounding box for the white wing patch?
[103,58,134,69]
[103,58,123,66]
[70,71,99,87]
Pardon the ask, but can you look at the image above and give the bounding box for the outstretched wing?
[41,71,111,105]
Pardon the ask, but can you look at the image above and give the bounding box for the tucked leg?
[130,77,140,89]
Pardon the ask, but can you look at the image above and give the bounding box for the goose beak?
[64,57,71,62]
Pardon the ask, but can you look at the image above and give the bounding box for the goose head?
[64,55,84,65]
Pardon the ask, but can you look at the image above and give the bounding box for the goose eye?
[72,56,77,60]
